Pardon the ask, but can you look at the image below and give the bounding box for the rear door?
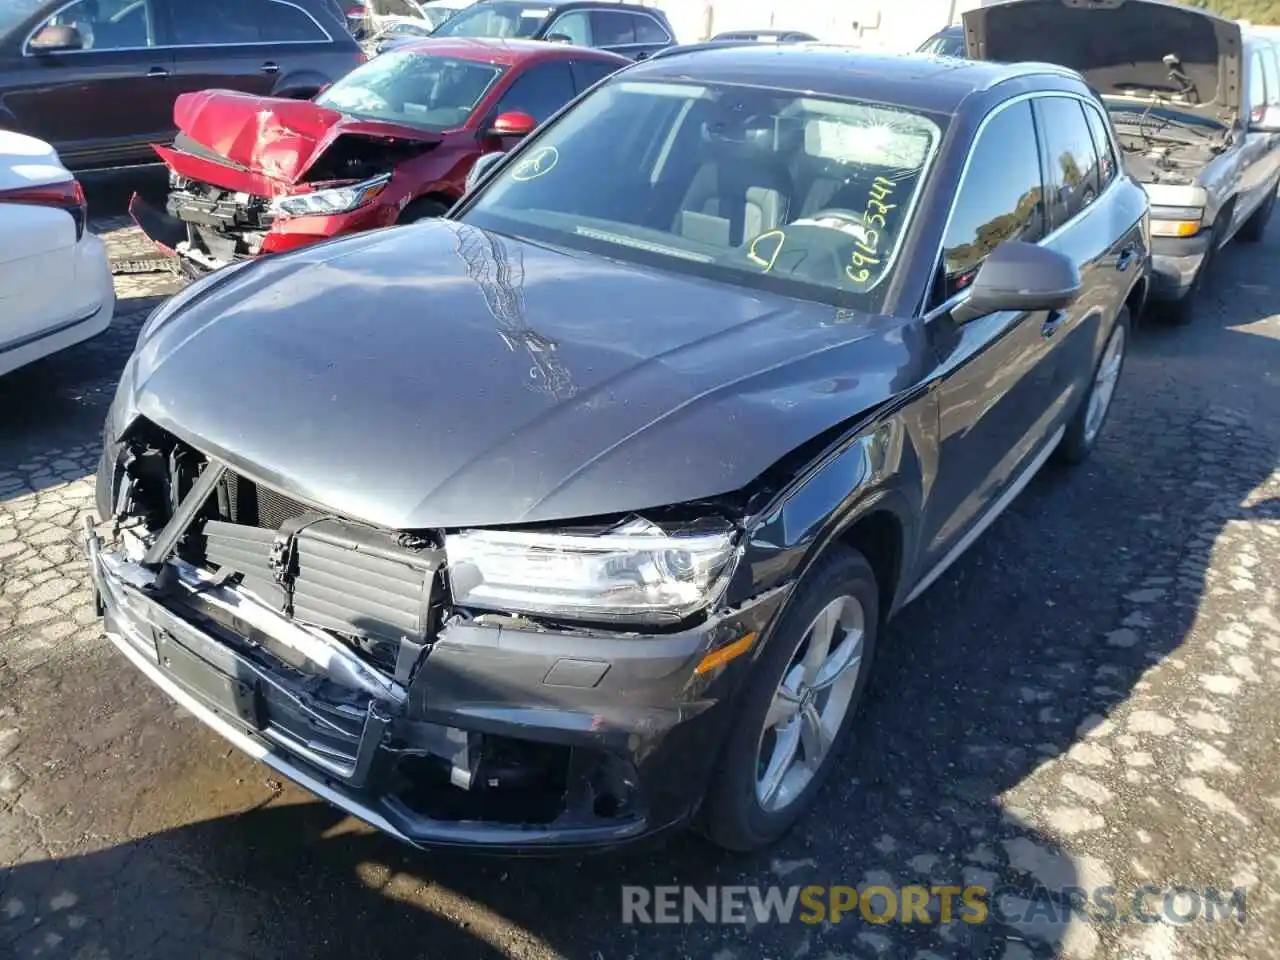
[588,9,669,59]
[920,98,1062,571]
[163,0,340,104]
[1031,94,1133,423]
[3,0,174,167]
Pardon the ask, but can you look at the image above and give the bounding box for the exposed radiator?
[202,517,444,654]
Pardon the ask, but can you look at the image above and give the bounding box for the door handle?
[260,61,280,74]
[1116,245,1137,272]
[1041,310,1068,338]
[145,66,169,78]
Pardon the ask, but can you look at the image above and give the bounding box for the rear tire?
[699,546,879,852]
[398,197,450,224]
[1058,306,1130,464]
[1238,184,1276,243]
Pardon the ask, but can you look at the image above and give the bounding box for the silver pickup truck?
[964,0,1280,324]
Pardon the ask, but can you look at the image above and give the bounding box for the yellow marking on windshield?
[511,145,559,181]
[747,229,787,272]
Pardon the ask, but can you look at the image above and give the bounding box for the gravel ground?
[0,179,1277,960]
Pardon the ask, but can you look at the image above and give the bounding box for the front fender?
[731,392,936,625]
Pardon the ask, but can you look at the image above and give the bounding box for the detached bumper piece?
[85,421,780,852]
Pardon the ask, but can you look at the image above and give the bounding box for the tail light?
[0,178,88,240]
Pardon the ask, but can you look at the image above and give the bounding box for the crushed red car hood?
[170,89,445,185]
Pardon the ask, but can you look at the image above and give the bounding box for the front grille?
[217,472,311,528]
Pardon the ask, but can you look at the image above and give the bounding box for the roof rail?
[645,39,769,61]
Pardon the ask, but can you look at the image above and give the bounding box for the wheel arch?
[398,190,458,222]
[270,71,330,99]
[735,410,929,638]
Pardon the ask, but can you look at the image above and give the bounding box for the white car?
[0,131,113,378]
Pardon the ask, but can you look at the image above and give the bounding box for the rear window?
[462,79,945,311]
[315,51,506,129]
[431,1,550,37]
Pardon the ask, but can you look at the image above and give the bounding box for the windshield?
[460,79,945,311]
[431,1,551,37]
[314,51,506,130]
[918,32,964,57]
[0,0,44,39]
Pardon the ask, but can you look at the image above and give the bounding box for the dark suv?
[0,0,363,170]
[430,0,676,59]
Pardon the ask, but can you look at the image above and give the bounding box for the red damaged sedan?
[130,38,628,274]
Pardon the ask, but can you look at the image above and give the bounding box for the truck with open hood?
[963,0,1280,323]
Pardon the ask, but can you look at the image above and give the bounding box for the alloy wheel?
[1083,323,1126,445]
[755,595,865,813]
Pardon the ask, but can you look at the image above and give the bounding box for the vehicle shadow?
[2,230,1277,960]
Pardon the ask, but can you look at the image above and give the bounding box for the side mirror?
[487,110,536,138]
[544,32,573,43]
[29,23,84,53]
[1249,104,1280,133]
[465,150,506,193]
[951,241,1081,324]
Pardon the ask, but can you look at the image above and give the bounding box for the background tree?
[1177,0,1280,23]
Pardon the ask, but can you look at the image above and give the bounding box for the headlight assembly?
[269,173,391,219]
[445,517,739,625]
[1149,204,1204,238]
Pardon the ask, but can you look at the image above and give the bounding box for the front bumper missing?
[84,517,786,852]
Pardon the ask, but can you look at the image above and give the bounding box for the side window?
[590,10,635,45]
[548,10,592,45]
[1034,96,1101,227]
[29,0,156,51]
[493,61,576,123]
[570,58,621,93]
[169,0,263,44]
[169,0,327,45]
[1261,48,1280,107]
[940,100,1044,298]
[633,14,670,44]
[1250,51,1267,120]
[1083,101,1117,188]
[259,0,329,41]
[377,0,421,16]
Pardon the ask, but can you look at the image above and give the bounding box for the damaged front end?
[132,90,442,274]
[87,420,786,851]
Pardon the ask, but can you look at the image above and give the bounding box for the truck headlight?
[445,517,739,624]
[269,173,391,218]
[1149,205,1204,238]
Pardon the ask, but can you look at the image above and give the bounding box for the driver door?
[6,0,173,168]
[918,98,1061,574]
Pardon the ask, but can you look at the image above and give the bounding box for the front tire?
[700,546,879,852]
[1058,306,1130,464]
[399,197,450,224]
[1239,184,1276,243]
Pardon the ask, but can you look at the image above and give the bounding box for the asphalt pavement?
[0,175,1277,960]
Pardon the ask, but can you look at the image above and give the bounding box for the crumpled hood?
[171,89,443,184]
[963,0,1241,125]
[125,221,924,530]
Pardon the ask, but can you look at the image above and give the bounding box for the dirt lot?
[1,176,1278,959]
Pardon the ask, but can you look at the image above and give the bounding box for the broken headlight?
[445,518,739,624]
[269,173,391,218]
